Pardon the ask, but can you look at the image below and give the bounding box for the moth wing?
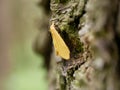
[50,24,70,60]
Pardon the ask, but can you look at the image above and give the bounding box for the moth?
[50,22,70,60]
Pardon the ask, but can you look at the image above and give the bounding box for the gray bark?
[35,0,120,90]
[48,0,120,90]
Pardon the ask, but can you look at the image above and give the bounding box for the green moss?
[67,69,74,77]
[58,22,83,55]
[66,69,74,88]
[55,0,60,3]
[73,79,87,88]
[79,79,87,87]
[60,0,69,3]
[51,0,86,55]
[94,30,107,38]
[59,75,66,90]
[54,0,68,3]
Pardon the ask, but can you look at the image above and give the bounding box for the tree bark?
[48,0,120,90]
[34,0,120,90]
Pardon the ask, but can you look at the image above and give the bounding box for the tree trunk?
[48,0,120,90]
[35,0,120,90]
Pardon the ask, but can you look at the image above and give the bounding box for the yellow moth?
[50,22,70,60]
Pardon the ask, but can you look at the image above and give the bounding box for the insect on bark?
[49,22,70,60]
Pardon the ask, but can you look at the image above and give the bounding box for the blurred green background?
[5,0,48,90]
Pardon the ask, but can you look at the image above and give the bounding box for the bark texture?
[48,0,120,90]
[35,0,120,90]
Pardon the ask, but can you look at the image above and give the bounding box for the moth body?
[50,23,70,60]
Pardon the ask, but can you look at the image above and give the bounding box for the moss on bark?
[49,0,120,90]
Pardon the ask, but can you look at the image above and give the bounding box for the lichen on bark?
[50,0,92,90]
[48,0,120,90]
[50,0,88,55]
